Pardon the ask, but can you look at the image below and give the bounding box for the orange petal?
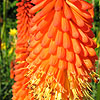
[58,60,67,70]
[28,39,39,51]
[80,0,92,10]
[66,0,92,19]
[34,31,43,41]
[57,47,66,59]
[37,10,54,31]
[66,50,74,62]
[69,21,79,38]
[47,23,57,38]
[75,54,82,68]
[80,43,88,57]
[55,0,63,11]
[71,9,85,27]
[72,38,81,54]
[63,1,72,19]
[39,48,49,60]
[69,0,77,2]
[32,56,42,66]
[32,0,55,22]
[31,0,42,4]
[32,12,42,22]
[39,0,56,17]
[63,32,71,49]
[67,62,76,75]
[30,0,47,14]
[56,70,63,82]
[61,17,69,32]
[78,29,88,43]
[53,10,62,27]
[88,7,94,18]
[41,34,50,47]
[49,55,58,66]
[83,59,94,71]
[33,44,42,55]
[55,30,63,46]
[49,40,57,55]
[85,46,96,57]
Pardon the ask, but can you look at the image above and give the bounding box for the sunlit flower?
[8,47,14,55]
[93,37,100,48]
[1,43,6,50]
[9,28,17,36]
[97,43,100,48]
[93,37,97,42]
[11,0,98,100]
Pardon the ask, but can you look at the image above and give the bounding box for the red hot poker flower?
[12,0,98,100]
[12,0,34,100]
[28,0,97,99]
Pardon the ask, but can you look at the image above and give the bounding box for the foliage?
[0,0,17,100]
[0,0,100,100]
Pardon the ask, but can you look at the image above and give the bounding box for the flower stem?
[2,0,7,62]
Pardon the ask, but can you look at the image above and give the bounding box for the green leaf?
[96,82,100,100]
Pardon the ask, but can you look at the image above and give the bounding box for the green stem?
[92,0,95,32]
[99,0,100,31]
[0,0,7,96]
[2,0,7,62]
[0,0,7,97]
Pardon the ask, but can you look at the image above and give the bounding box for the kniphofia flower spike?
[12,0,34,100]
[11,0,98,100]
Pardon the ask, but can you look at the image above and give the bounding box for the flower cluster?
[11,0,98,100]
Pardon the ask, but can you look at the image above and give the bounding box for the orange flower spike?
[11,0,98,100]
[12,0,34,100]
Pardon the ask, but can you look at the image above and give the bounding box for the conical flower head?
[12,0,34,100]
[11,0,98,100]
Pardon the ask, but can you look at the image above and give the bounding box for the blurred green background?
[0,0,100,100]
